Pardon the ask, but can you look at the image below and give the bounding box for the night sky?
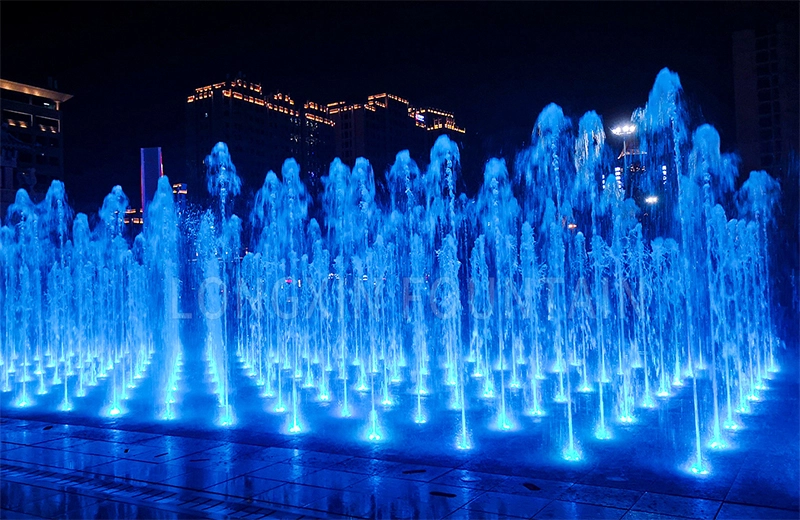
[2,1,797,212]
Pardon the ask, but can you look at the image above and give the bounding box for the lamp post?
[609,123,637,194]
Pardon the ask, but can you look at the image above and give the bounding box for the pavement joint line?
[3,407,797,518]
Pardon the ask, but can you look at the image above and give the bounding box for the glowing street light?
[645,195,659,205]
[611,124,636,136]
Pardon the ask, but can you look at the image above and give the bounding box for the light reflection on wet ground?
[1,370,797,519]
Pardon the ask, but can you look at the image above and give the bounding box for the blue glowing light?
[562,446,582,462]
[0,70,786,483]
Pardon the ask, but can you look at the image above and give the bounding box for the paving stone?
[465,490,551,518]
[30,437,92,451]
[429,469,509,491]
[207,457,278,478]
[62,500,180,519]
[12,492,100,519]
[248,461,321,482]
[89,459,189,484]
[621,511,687,520]
[0,481,61,512]
[333,456,400,476]
[379,462,454,482]
[534,500,626,519]
[560,483,644,509]
[0,508,43,519]
[444,507,525,520]
[67,439,163,459]
[294,468,370,490]
[492,476,575,500]
[256,482,338,508]
[161,465,236,490]
[289,450,354,470]
[306,486,476,519]
[246,446,299,465]
[3,447,114,472]
[1,380,796,520]
[206,473,286,499]
[726,459,800,511]
[631,492,721,519]
[716,502,800,519]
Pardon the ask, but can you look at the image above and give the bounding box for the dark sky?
[2,1,797,211]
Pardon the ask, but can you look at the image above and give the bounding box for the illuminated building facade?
[0,79,72,217]
[123,185,186,227]
[301,100,336,194]
[123,147,165,229]
[186,77,334,198]
[328,93,465,177]
[123,207,143,226]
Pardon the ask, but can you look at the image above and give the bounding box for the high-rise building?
[123,147,165,229]
[0,79,72,217]
[328,93,465,177]
[414,105,466,153]
[186,77,334,199]
[733,23,799,180]
[301,100,336,195]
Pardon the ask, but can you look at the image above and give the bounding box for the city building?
[328,93,465,177]
[123,147,164,230]
[301,100,336,194]
[123,184,185,227]
[187,79,466,200]
[733,22,799,180]
[0,78,72,217]
[186,77,335,199]
[0,127,32,219]
[172,182,187,215]
[119,182,187,225]
[123,207,143,226]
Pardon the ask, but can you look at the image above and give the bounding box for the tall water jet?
[0,68,787,482]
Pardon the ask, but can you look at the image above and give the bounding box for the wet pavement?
[2,348,798,519]
[2,406,799,520]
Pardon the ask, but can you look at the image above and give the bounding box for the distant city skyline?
[1,1,797,213]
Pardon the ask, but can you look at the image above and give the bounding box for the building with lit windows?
[172,182,188,215]
[123,185,185,228]
[301,100,336,194]
[328,93,465,178]
[0,79,72,217]
[186,77,334,199]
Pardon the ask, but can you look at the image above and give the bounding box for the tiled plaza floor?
[2,410,799,520]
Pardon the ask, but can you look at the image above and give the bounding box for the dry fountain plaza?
[1,361,798,520]
[1,69,799,519]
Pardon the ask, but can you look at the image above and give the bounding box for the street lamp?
[611,124,636,136]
